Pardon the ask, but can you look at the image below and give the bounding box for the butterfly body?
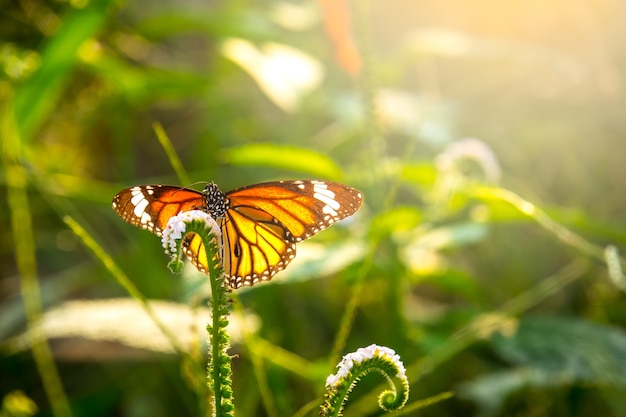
[112,180,363,288]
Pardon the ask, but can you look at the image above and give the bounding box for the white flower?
[325,373,339,387]
[161,210,221,255]
[435,137,501,183]
[325,344,407,388]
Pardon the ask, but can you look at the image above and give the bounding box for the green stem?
[3,95,73,417]
[471,186,626,271]
[164,217,234,416]
[206,243,228,417]
[152,122,191,186]
[181,223,233,417]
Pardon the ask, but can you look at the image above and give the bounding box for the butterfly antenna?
[169,181,209,196]
[182,181,207,190]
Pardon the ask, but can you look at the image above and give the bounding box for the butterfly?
[112,180,363,288]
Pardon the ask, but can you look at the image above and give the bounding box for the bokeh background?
[2,0,626,416]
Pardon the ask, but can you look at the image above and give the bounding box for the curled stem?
[321,344,409,417]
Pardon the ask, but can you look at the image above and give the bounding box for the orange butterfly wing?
[218,180,363,287]
[218,205,296,288]
[112,185,204,235]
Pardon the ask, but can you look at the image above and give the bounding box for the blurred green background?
[2,0,626,416]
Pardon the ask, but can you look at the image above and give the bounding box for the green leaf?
[369,206,423,239]
[401,162,437,187]
[416,269,483,302]
[492,316,626,385]
[137,9,277,41]
[404,222,488,251]
[13,0,114,141]
[458,369,552,417]
[459,316,626,416]
[221,144,344,179]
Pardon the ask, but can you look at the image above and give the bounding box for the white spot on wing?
[140,211,152,225]
[133,198,149,218]
[314,191,340,211]
[130,188,145,206]
[322,204,338,217]
[312,182,341,209]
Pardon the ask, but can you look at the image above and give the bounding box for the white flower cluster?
[325,344,407,388]
[161,210,221,255]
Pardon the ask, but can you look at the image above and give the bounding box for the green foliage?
[13,0,114,140]
[2,1,626,417]
[493,316,626,385]
[0,391,38,417]
[460,316,626,417]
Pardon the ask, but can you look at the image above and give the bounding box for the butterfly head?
[202,182,229,219]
